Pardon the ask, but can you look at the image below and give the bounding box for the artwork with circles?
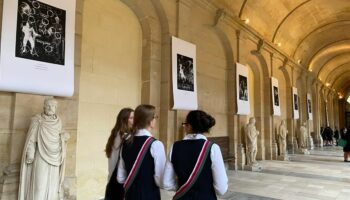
[16,0,66,65]
[0,0,76,96]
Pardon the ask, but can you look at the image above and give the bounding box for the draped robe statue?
[245,117,259,166]
[299,122,307,149]
[278,120,288,156]
[18,98,69,200]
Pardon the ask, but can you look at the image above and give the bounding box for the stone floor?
[161,146,350,200]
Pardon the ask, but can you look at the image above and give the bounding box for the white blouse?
[117,129,166,187]
[162,134,228,196]
[107,133,122,181]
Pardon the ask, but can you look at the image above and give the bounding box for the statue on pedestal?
[299,121,307,148]
[18,97,69,200]
[245,117,260,166]
[278,120,288,156]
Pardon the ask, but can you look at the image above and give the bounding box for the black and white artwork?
[177,54,194,91]
[294,94,298,110]
[0,0,75,96]
[172,36,197,110]
[307,93,313,120]
[273,86,279,106]
[236,63,250,115]
[271,77,281,116]
[239,75,248,101]
[292,87,299,119]
[15,0,66,65]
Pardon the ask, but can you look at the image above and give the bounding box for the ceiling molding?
[316,52,350,76]
[238,0,248,18]
[317,61,350,81]
[325,67,350,84]
[332,72,350,90]
[293,20,350,58]
[307,39,350,68]
[272,0,311,43]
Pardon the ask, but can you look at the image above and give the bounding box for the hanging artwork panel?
[271,77,281,116]
[0,0,75,96]
[172,36,198,110]
[307,93,313,120]
[236,63,250,115]
[292,87,299,119]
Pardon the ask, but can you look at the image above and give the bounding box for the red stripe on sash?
[173,140,213,200]
[123,137,154,193]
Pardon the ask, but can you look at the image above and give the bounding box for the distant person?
[104,108,134,200]
[334,127,339,146]
[341,128,350,162]
[117,105,166,200]
[163,110,228,199]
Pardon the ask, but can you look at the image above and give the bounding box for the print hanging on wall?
[172,36,198,110]
[16,0,66,65]
[292,87,299,119]
[307,93,313,120]
[271,77,281,116]
[0,0,76,96]
[236,63,250,115]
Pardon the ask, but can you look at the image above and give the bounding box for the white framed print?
[307,93,313,120]
[236,63,250,115]
[292,87,299,119]
[172,36,198,110]
[0,0,76,96]
[271,77,281,116]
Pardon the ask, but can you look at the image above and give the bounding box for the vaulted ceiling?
[214,0,350,99]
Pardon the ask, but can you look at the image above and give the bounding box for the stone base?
[298,148,310,155]
[277,155,290,161]
[0,164,20,200]
[244,163,263,172]
[308,136,314,150]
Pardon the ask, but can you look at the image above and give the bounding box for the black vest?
[122,136,160,200]
[171,139,217,200]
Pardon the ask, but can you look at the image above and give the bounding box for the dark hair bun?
[186,110,216,133]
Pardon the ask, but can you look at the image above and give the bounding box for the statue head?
[43,97,57,116]
[303,121,307,126]
[281,120,286,125]
[249,117,256,125]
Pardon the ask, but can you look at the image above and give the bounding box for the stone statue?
[278,120,288,157]
[18,97,69,200]
[299,121,307,149]
[245,117,260,166]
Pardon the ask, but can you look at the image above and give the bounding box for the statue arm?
[26,119,39,164]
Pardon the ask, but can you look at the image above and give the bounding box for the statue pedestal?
[298,148,310,155]
[308,136,314,150]
[277,154,290,161]
[244,163,262,172]
[0,164,20,200]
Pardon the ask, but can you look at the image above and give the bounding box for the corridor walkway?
[161,147,350,200]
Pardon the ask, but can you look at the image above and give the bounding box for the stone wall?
[0,0,343,199]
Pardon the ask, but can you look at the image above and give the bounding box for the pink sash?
[123,137,155,193]
[173,140,213,200]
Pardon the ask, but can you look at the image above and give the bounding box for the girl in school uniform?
[104,108,134,200]
[163,110,228,200]
[117,104,166,200]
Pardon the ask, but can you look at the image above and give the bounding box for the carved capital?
[214,8,226,26]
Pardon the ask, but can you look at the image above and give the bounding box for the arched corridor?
[0,0,350,199]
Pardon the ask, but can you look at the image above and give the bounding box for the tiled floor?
[161,146,350,200]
